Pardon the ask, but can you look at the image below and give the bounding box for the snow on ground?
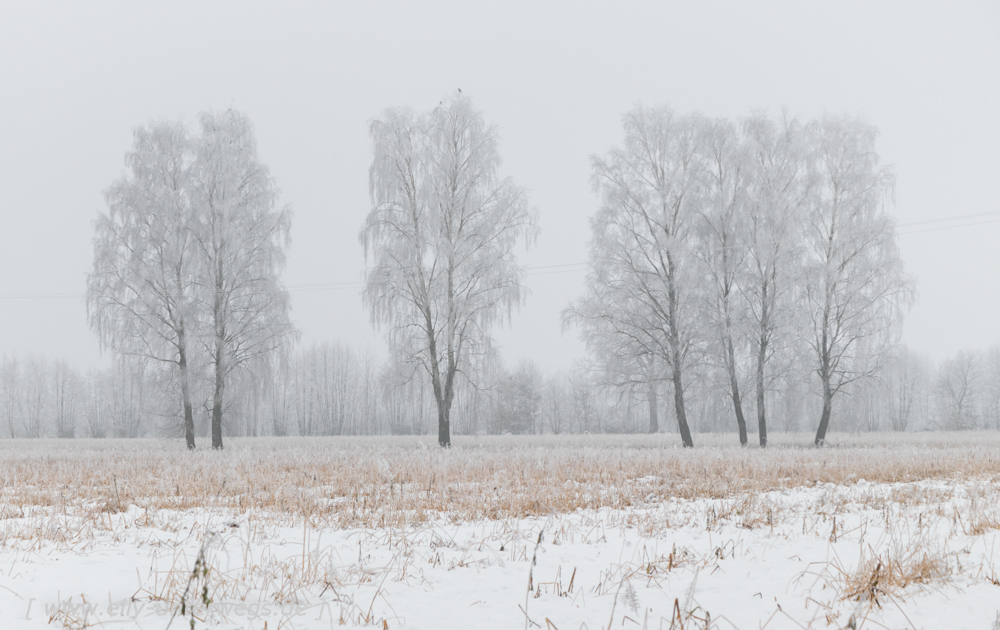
[2,477,1000,629]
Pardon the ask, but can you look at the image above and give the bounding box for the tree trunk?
[725,336,747,446]
[730,379,747,446]
[210,321,225,449]
[814,308,833,446]
[756,333,768,447]
[432,373,454,447]
[437,401,450,447]
[211,256,225,450]
[429,358,455,447]
[665,255,693,448]
[179,346,196,450]
[814,378,833,446]
[755,366,767,448]
[672,367,694,448]
[647,379,659,434]
[720,273,747,446]
[211,358,225,449]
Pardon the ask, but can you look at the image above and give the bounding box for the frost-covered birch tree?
[574,106,705,447]
[87,122,201,448]
[190,110,295,450]
[696,118,751,445]
[740,112,811,446]
[361,93,536,447]
[804,116,912,446]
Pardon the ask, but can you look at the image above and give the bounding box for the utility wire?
[0,263,592,300]
[897,216,1000,236]
[0,212,992,300]
[896,210,1000,230]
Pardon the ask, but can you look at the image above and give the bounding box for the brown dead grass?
[3,432,998,629]
[0,432,998,531]
[840,547,953,605]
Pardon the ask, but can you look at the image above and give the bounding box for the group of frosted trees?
[569,107,912,447]
[355,97,914,447]
[86,111,294,449]
[0,95,929,445]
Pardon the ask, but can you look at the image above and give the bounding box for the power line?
[897,216,1000,236]
[0,211,992,300]
[0,264,592,301]
[525,262,589,272]
[0,292,84,300]
[286,281,364,292]
[896,210,1000,230]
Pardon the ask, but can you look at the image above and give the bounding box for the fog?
[1,4,999,444]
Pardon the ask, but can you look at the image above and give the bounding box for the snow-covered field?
[1,433,999,629]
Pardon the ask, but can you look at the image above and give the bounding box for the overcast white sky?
[0,2,998,373]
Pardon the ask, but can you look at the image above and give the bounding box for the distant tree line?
[4,343,1000,439]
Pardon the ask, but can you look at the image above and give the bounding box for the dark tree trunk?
[756,330,768,447]
[437,402,450,447]
[725,335,747,446]
[814,379,833,446]
[179,344,195,450]
[438,359,457,446]
[183,400,195,449]
[672,367,694,448]
[210,255,226,451]
[211,355,225,450]
[210,309,225,450]
[431,371,455,447]
[648,380,659,434]
[426,345,455,447]
[175,257,197,449]
[756,363,767,447]
[730,377,748,446]
[665,254,693,447]
[814,309,833,446]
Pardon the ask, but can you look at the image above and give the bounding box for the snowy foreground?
[3,476,1000,629]
[1,434,999,629]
